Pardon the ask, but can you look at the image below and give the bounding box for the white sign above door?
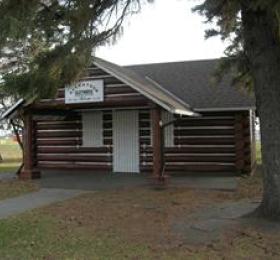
[65,80,104,104]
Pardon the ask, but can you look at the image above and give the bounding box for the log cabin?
[2,57,256,179]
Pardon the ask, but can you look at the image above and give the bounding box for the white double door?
[113,110,140,173]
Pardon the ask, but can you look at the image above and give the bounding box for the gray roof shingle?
[126,59,255,110]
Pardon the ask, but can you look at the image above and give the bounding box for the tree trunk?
[242,6,280,219]
[10,119,23,151]
[10,119,24,175]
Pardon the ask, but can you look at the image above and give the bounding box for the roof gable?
[93,57,198,116]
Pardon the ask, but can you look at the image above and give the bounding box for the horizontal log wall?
[34,111,113,171]
[36,66,150,109]
[140,110,252,175]
[33,108,252,175]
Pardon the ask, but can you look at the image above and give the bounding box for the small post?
[20,110,40,179]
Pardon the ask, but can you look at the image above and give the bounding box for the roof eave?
[0,99,25,121]
[194,106,256,112]
[174,109,200,117]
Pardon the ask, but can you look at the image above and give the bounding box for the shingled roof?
[126,59,255,111]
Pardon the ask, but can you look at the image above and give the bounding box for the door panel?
[113,110,139,173]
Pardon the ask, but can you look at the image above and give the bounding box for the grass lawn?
[0,139,37,200]
[0,167,274,260]
[0,139,22,174]
[0,161,21,174]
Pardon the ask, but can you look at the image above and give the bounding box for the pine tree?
[0,0,150,176]
[194,0,280,219]
[0,0,147,99]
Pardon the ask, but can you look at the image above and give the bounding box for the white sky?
[97,0,227,65]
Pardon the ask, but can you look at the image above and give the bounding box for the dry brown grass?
[0,180,38,200]
[43,187,224,246]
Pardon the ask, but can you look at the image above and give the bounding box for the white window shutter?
[82,111,103,147]
[161,110,174,147]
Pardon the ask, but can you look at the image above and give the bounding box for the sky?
[97,0,227,65]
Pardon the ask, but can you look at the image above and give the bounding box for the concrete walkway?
[172,199,261,245]
[0,172,16,181]
[38,170,238,191]
[0,188,84,220]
